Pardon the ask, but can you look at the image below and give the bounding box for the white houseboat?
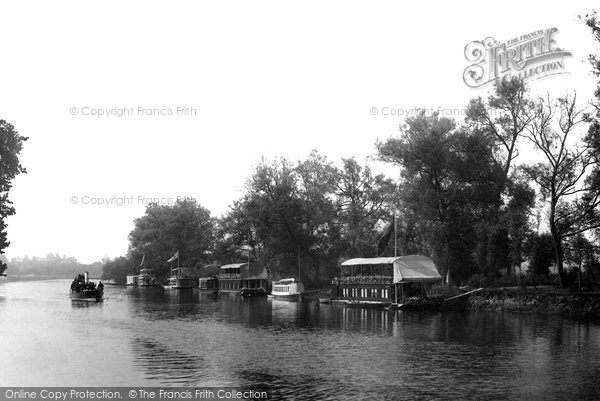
[270,278,304,300]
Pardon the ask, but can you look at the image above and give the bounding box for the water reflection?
[1,279,600,400]
[132,336,207,385]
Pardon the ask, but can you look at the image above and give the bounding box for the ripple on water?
[1,280,600,400]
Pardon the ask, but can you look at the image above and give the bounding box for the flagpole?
[394,212,397,259]
[394,212,398,305]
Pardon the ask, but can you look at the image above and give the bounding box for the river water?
[1,279,600,400]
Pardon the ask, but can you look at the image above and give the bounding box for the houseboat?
[331,255,441,307]
[199,276,218,293]
[138,268,157,286]
[217,262,268,296]
[270,278,304,300]
[198,264,220,293]
[70,272,104,302]
[164,267,196,290]
[126,275,139,286]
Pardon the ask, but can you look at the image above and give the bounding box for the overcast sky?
[1,1,598,263]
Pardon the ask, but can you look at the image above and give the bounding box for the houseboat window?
[383,264,392,276]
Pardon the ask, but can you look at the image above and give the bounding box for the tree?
[0,120,27,275]
[334,158,396,257]
[377,111,500,283]
[582,10,600,250]
[102,257,133,284]
[126,198,216,281]
[528,233,555,277]
[466,79,536,283]
[523,94,600,287]
[465,78,534,199]
[221,152,341,285]
[564,234,599,290]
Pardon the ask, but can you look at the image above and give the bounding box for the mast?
[394,212,397,259]
[394,212,398,304]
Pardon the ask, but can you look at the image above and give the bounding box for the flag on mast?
[167,251,179,263]
[140,253,145,267]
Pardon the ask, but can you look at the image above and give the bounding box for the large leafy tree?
[334,158,396,258]
[217,152,398,286]
[377,112,500,283]
[125,198,216,281]
[465,80,536,281]
[465,79,534,197]
[220,153,340,284]
[0,120,27,275]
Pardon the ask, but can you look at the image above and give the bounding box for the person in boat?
[98,281,104,290]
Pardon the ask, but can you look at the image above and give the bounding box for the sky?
[1,1,598,263]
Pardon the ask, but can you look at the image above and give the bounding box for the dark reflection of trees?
[123,287,206,320]
[131,336,207,385]
[218,295,273,326]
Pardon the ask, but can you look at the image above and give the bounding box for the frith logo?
[463,28,572,88]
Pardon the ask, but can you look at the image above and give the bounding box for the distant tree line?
[103,15,600,289]
[5,253,103,278]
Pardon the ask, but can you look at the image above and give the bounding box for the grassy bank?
[468,287,600,321]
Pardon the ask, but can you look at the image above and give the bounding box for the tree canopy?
[0,120,27,275]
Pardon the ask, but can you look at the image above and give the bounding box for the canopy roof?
[220,262,267,279]
[392,255,441,283]
[341,255,441,283]
[341,257,397,266]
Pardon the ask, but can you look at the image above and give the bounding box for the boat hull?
[240,288,267,297]
[164,277,196,290]
[70,289,103,302]
[271,293,302,301]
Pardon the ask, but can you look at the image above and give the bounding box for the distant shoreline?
[1,274,103,281]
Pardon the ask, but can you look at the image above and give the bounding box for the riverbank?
[468,287,600,321]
